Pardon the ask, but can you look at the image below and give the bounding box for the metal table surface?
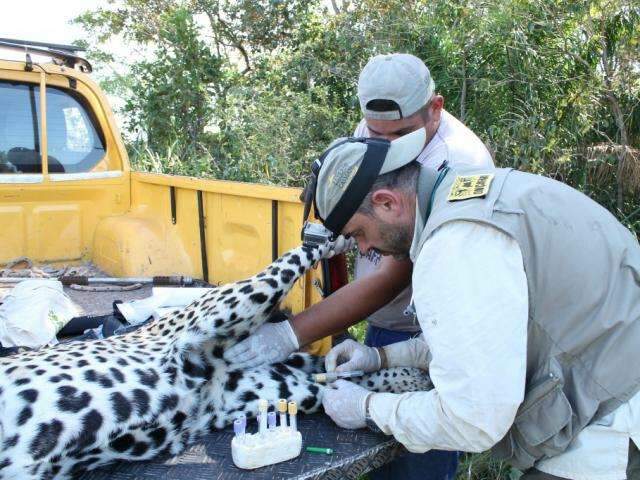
[81,413,403,480]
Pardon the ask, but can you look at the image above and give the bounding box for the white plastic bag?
[115,287,211,324]
[0,279,79,348]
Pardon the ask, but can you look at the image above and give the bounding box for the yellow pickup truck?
[0,38,339,355]
[0,40,412,480]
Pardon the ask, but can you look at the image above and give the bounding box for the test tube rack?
[231,399,302,470]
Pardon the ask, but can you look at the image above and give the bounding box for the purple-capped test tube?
[267,411,277,430]
[234,414,246,439]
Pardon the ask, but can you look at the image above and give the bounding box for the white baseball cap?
[358,53,435,121]
[315,128,426,229]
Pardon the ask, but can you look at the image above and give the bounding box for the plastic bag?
[115,287,211,324]
[0,279,79,348]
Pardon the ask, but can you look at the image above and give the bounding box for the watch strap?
[364,392,383,433]
[376,346,388,369]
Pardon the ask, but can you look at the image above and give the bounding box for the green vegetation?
[75,1,639,478]
[76,0,639,236]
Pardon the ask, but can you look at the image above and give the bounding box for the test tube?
[267,411,277,430]
[237,413,246,432]
[278,398,288,429]
[258,399,268,435]
[233,414,246,443]
[288,401,298,432]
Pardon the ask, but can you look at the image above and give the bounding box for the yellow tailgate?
[93,173,331,354]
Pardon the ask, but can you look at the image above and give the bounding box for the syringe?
[278,398,287,429]
[312,370,365,383]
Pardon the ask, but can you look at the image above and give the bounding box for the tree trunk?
[607,92,629,212]
[460,53,467,122]
[601,37,628,212]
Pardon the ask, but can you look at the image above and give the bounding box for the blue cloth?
[365,324,459,480]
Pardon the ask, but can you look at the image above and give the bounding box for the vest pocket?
[514,373,572,449]
[492,372,575,470]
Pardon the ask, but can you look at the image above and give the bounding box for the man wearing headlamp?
[311,126,640,480]
[225,53,492,479]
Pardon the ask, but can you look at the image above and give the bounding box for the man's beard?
[372,218,413,260]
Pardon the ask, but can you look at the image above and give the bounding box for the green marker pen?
[306,446,334,454]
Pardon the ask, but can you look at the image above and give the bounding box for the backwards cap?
[358,53,435,121]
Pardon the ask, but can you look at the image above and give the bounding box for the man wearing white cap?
[311,128,640,480]
[350,53,493,347]
[225,52,491,368]
[225,53,491,479]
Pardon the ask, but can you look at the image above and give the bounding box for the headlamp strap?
[323,139,390,234]
[302,175,316,224]
[302,139,352,226]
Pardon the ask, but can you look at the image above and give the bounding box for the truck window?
[46,86,106,173]
[0,81,42,174]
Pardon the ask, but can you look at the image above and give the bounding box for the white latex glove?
[223,321,299,368]
[326,235,356,258]
[324,339,381,373]
[384,336,432,370]
[322,379,371,429]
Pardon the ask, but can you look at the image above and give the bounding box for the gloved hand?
[326,235,356,258]
[322,379,371,429]
[324,339,381,373]
[223,321,299,368]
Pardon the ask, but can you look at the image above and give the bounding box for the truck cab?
[0,38,340,354]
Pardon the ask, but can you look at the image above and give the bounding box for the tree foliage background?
[76,0,639,237]
[75,0,639,477]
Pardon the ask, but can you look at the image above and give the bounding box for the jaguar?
[0,241,430,479]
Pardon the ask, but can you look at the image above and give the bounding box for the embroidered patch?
[447,174,494,201]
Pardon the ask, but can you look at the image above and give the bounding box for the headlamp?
[301,221,334,248]
[300,137,391,243]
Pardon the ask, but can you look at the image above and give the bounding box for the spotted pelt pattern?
[0,243,431,479]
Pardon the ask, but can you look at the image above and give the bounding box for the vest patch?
[448,174,494,201]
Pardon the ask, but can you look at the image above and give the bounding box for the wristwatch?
[364,393,383,433]
[376,346,388,369]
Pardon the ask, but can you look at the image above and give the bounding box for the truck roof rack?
[0,38,92,73]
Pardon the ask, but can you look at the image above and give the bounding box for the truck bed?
[0,263,153,317]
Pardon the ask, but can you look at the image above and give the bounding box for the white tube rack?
[231,428,302,469]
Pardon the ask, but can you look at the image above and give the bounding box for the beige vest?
[412,166,640,470]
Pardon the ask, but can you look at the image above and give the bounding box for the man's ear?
[371,189,402,213]
[429,95,444,122]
